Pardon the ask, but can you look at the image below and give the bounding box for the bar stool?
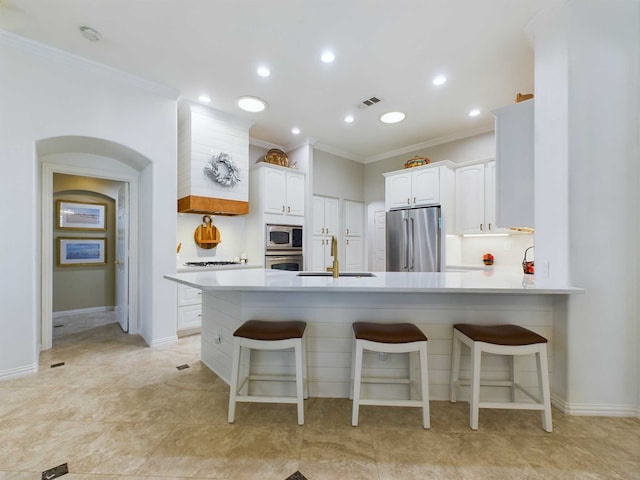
[449,323,552,432]
[228,320,308,425]
[351,322,430,429]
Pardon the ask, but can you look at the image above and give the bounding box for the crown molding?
[183,100,254,130]
[362,125,495,164]
[284,137,317,152]
[0,29,180,100]
[313,142,364,163]
[249,137,284,150]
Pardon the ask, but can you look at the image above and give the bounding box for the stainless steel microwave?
[265,224,303,251]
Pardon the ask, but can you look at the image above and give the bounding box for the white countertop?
[164,269,582,294]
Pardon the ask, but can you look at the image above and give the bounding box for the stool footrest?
[360,376,412,385]
[478,401,546,411]
[234,395,300,404]
[358,398,425,408]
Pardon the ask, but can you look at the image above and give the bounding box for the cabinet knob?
[407,198,411,205]
[287,206,291,213]
[488,223,492,230]
[413,197,416,204]
[347,239,350,245]
[346,228,349,235]
[480,223,483,231]
[282,205,285,212]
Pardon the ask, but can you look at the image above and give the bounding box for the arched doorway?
[38,136,150,351]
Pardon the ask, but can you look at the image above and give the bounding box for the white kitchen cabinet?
[344,200,364,237]
[384,162,455,212]
[455,161,503,234]
[492,99,534,228]
[261,165,304,218]
[177,284,202,332]
[311,195,339,271]
[344,237,364,272]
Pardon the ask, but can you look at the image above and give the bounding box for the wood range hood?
[177,195,248,215]
[178,101,253,216]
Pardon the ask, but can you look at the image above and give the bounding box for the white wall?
[533,0,639,414]
[0,32,179,378]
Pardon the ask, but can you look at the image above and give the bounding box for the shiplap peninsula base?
[165,269,579,402]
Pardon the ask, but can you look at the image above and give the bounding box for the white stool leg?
[419,342,430,429]
[470,343,482,430]
[450,330,461,402]
[349,337,356,400]
[294,339,305,425]
[302,335,309,399]
[537,344,553,432]
[510,355,517,402]
[228,339,241,423]
[409,350,417,400]
[351,340,364,427]
[239,346,251,396]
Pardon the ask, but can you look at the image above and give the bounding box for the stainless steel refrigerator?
[386,206,441,272]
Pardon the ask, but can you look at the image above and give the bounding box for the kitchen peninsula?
[164,269,581,401]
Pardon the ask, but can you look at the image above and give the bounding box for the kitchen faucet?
[326,235,340,278]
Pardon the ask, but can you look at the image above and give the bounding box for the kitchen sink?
[297,272,376,277]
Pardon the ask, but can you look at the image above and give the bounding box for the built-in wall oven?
[265,224,303,271]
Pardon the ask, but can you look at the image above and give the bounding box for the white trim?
[363,125,495,164]
[0,31,179,100]
[52,306,114,318]
[249,137,285,150]
[552,394,639,417]
[284,137,318,153]
[313,142,364,163]
[41,161,140,351]
[0,364,38,381]
[148,335,179,348]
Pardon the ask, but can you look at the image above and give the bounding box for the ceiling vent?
[358,96,382,109]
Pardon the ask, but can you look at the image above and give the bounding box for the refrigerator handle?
[410,217,415,270]
[403,217,410,270]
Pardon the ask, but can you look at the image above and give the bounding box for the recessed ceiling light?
[236,96,268,113]
[468,109,481,117]
[291,127,301,135]
[257,66,271,77]
[344,115,355,124]
[432,75,447,86]
[198,94,211,103]
[380,111,406,124]
[321,50,335,63]
[79,25,101,42]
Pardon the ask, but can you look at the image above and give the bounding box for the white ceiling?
[0,0,555,163]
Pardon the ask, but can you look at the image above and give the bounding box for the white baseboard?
[0,363,38,381]
[148,335,179,348]
[53,306,115,318]
[552,393,639,417]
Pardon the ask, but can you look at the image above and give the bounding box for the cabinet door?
[324,197,339,236]
[412,168,440,206]
[455,164,485,234]
[263,168,287,215]
[344,200,364,237]
[385,173,412,210]
[177,284,202,306]
[286,172,305,217]
[178,304,202,330]
[312,196,326,235]
[484,161,496,232]
[345,237,363,272]
[311,235,330,272]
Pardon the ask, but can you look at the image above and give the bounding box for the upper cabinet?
[492,99,534,228]
[177,102,253,215]
[344,200,364,237]
[455,161,502,234]
[384,167,440,210]
[250,163,305,225]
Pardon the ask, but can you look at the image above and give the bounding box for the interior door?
[116,182,129,332]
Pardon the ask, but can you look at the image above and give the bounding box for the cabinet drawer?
[177,284,202,306]
[178,304,202,330]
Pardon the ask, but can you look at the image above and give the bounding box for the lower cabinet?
[177,284,202,332]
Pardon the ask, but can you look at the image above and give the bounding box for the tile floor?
[1,323,638,479]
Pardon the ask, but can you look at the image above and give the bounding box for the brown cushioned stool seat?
[234,320,306,341]
[450,323,552,432]
[453,323,548,346]
[353,322,427,344]
[351,322,430,429]
[228,320,308,425]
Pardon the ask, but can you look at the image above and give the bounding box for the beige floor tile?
[67,421,176,475]
[0,419,104,471]
[217,425,303,480]
[134,423,237,478]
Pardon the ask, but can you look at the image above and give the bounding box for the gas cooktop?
[184,261,241,267]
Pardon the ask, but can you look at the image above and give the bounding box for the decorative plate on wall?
[264,148,289,167]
